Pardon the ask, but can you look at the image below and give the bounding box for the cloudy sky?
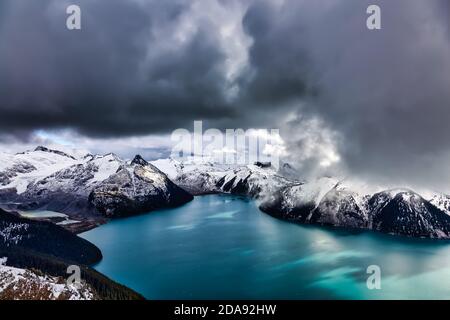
[0,0,449,191]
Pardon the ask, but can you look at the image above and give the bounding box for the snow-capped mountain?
[3,146,450,239]
[151,157,450,239]
[429,193,450,215]
[0,146,82,194]
[89,155,193,217]
[215,162,295,198]
[0,147,193,224]
[151,156,236,195]
[370,190,450,238]
[260,177,343,222]
[151,157,297,197]
[309,182,370,229]
[260,178,450,239]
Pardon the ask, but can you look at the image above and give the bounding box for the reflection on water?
[81,194,450,299]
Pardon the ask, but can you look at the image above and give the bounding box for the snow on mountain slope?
[274,177,338,209]
[0,149,193,221]
[428,193,450,215]
[151,157,299,197]
[10,153,124,218]
[151,157,237,195]
[215,163,295,198]
[89,153,123,184]
[261,180,450,239]
[34,145,91,160]
[151,156,235,177]
[0,147,83,194]
[309,182,370,228]
[0,257,96,300]
[150,158,184,181]
[89,155,193,217]
[369,190,450,238]
[22,153,123,197]
[260,177,340,222]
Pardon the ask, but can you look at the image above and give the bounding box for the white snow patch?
[0,260,95,300]
[89,154,122,184]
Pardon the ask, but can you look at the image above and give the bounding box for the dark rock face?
[0,162,37,186]
[276,163,301,180]
[259,182,450,239]
[0,188,18,204]
[370,191,450,238]
[0,209,102,265]
[217,175,253,195]
[309,188,368,229]
[1,152,193,221]
[260,193,315,223]
[89,162,193,217]
[33,146,76,160]
[254,161,271,168]
[130,154,148,166]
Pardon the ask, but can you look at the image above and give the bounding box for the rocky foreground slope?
[0,257,96,300]
[0,208,143,300]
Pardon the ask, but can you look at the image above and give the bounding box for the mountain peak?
[254,161,271,168]
[131,154,148,166]
[33,146,76,160]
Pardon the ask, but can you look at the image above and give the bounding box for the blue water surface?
[81,194,450,299]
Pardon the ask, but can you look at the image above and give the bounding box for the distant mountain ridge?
[2,147,450,239]
[152,157,450,239]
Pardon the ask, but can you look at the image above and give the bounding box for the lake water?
[81,194,450,299]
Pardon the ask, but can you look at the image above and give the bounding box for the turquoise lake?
[81,194,450,299]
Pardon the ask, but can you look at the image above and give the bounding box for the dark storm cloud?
[239,0,450,189]
[0,0,449,189]
[0,0,235,136]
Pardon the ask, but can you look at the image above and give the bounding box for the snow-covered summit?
[0,148,193,220]
[0,147,83,194]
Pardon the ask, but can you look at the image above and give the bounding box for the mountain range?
[0,147,193,232]
[2,146,450,240]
